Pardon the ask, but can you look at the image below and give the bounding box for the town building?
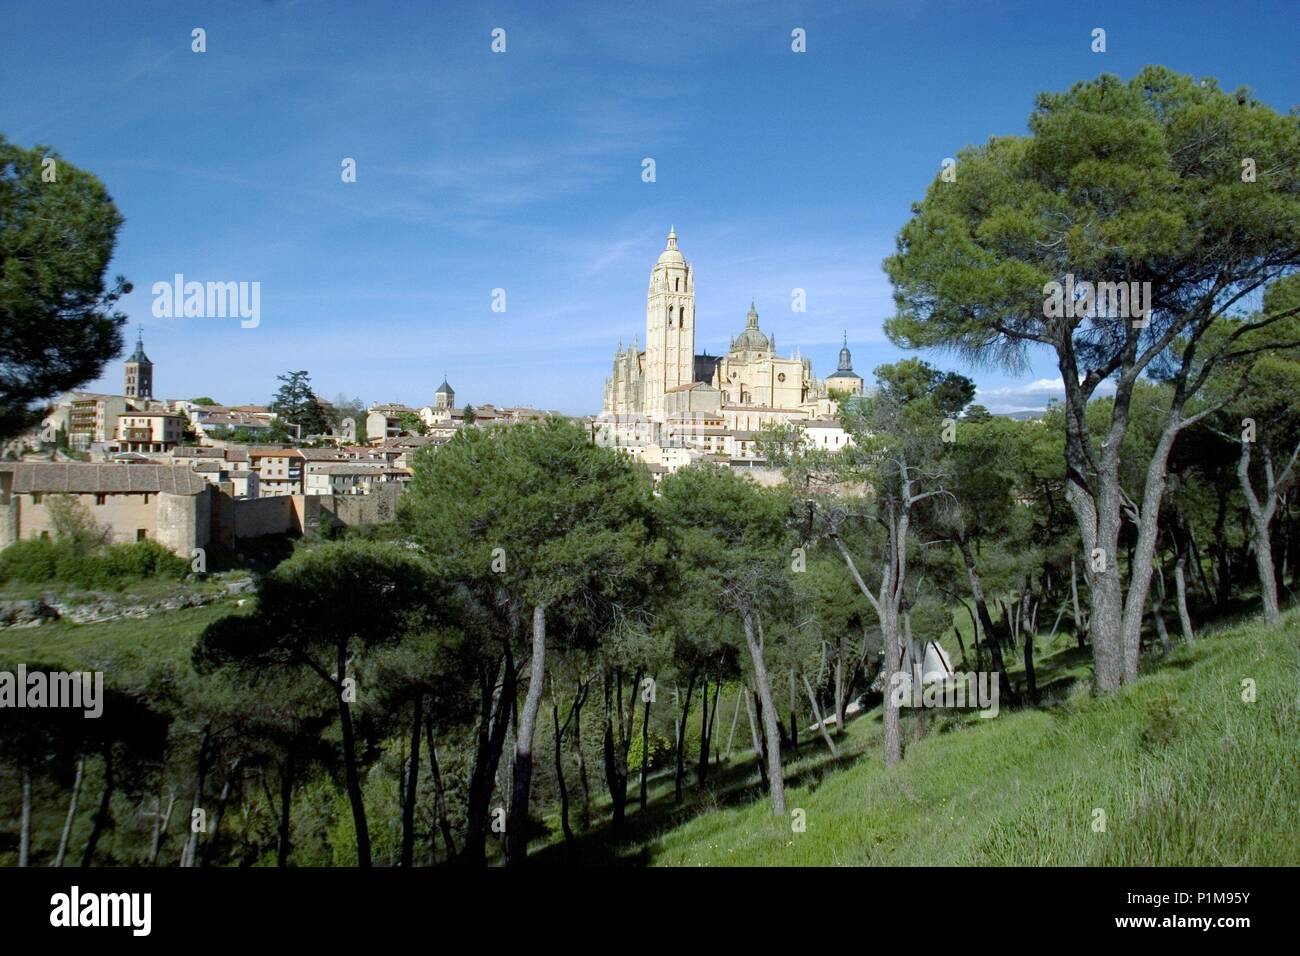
[113,410,184,453]
[66,394,130,450]
[0,462,210,554]
[366,404,418,444]
[246,448,304,496]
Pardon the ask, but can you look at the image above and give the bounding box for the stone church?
[600,229,859,445]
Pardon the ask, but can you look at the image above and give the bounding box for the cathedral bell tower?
[644,226,695,415]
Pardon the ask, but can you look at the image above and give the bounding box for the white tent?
[898,640,956,686]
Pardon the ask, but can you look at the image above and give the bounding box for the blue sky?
[3,0,1296,414]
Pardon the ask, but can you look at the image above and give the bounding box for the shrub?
[44,494,111,554]
[0,537,188,587]
[101,540,189,580]
[0,538,72,583]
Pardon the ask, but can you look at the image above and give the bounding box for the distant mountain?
[999,409,1047,421]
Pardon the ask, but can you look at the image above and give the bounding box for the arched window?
[675,277,681,291]
[667,306,674,326]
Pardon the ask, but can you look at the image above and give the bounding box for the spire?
[127,325,151,365]
[746,300,759,328]
[666,225,678,251]
[837,333,856,374]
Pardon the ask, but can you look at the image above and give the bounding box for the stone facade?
[0,462,404,557]
[602,230,840,428]
[599,229,851,455]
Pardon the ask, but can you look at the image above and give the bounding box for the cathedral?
[599,229,859,448]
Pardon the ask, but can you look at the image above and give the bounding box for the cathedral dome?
[836,333,859,375]
[830,332,862,381]
[656,226,686,266]
[731,301,770,352]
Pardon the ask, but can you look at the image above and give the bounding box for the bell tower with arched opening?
[644,226,695,414]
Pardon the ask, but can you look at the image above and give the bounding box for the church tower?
[124,326,153,400]
[825,331,864,396]
[434,376,455,410]
[644,227,695,415]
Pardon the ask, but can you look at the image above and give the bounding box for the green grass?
[531,612,1298,866]
[0,599,246,678]
[643,614,1299,866]
[4,584,1295,867]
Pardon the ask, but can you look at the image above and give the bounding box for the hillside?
[531,612,1299,867]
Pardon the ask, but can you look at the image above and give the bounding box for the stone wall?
[156,490,210,556]
[318,484,401,531]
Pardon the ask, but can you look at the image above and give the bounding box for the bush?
[0,538,72,583]
[0,537,188,587]
[100,540,189,580]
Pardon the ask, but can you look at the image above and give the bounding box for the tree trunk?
[1213,483,1232,608]
[673,670,696,804]
[787,669,799,754]
[602,668,631,836]
[200,766,236,867]
[801,673,839,757]
[147,780,168,867]
[881,609,903,767]
[1153,565,1173,654]
[603,677,627,835]
[551,687,574,849]
[462,646,513,866]
[400,694,422,867]
[277,752,294,867]
[742,610,785,816]
[19,770,31,867]
[698,678,720,786]
[81,751,113,867]
[1174,545,1195,643]
[572,691,591,830]
[1120,421,1192,682]
[425,722,456,862]
[335,646,370,867]
[724,687,742,759]
[834,635,849,736]
[1070,555,1087,648]
[639,682,651,811]
[743,687,768,789]
[1235,437,1299,626]
[56,756,84,867]
[181,724,212,868]
[505,604,547,866]
[958,537,1016,703]
[1252,518,1282,623]
[1061,367,1130,692]
[1022,595,1038,704]
[1187,526,1214,601]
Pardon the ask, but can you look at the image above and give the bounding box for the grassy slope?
[0,600,240,678]
[0,597,249,867]
[3,588,1295,867]
[645,612,1299,866]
